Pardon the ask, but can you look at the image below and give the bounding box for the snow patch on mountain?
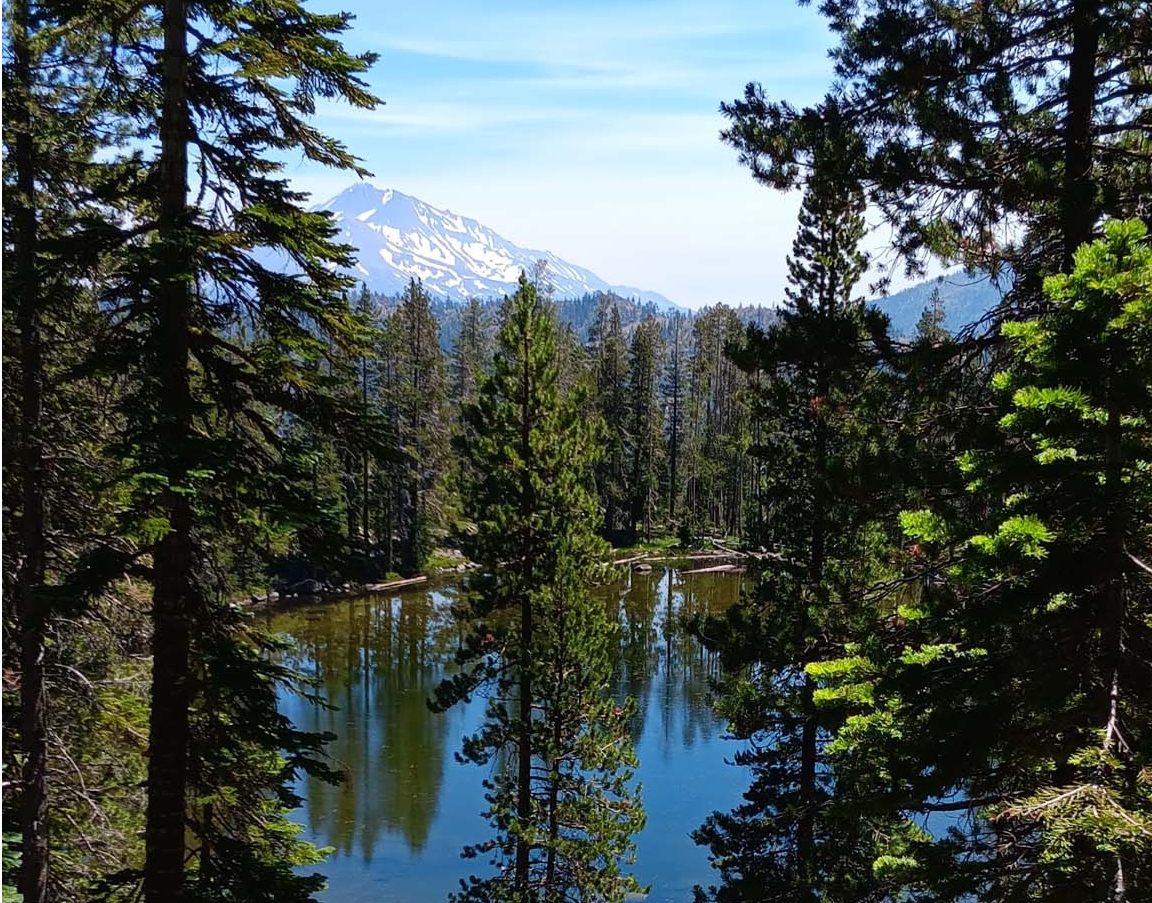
[313,182,680,309]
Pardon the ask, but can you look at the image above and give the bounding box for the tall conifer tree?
[435,275,645,903]
[3,2,142,894]
[452,297,491,408]
[664,312,690,523]
[816,221,1152,899]
[92,3,381,899]
[721,2,1151,281]
[695,124,899,902]
[589,297,631,536]
[914,286,949,345]
[628,317,666,539]
[388,279,448,575]
[685,305,748,536]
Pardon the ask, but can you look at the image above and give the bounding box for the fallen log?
[681,564,746,575]
[364,575,429,592]
[612,555,652,566]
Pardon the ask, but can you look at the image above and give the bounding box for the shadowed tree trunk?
[144,1,194,899]
[1062,0,1100,270]
[516,320,535,900]
[12,0,49,897]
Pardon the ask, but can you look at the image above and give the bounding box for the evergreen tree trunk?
[384,347,397,574]
[362,357,371,560]
[669,383,679,523]
[442,278,645,903]
[145,1,194,898]
[1063,0,1100,270]
[344,458,357,549]
[516,330,534,900]
[546,718,561,899]
[12,1,49,896]
[1101,339,1127,903]
[797,402,828,899]
[403,312,420,574]
[384,476,395,573]
[515,585,534,884]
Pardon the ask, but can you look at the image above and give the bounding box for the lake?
[272,565,748,903]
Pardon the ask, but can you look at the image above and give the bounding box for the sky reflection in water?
[273,566,748,903]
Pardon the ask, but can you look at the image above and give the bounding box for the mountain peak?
[313,182,679,309]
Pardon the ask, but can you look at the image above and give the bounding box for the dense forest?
[3,1,1150,903]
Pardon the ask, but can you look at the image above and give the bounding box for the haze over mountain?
[316,182,1004,335]
[872,272,1007,337]
[315,183,679,309]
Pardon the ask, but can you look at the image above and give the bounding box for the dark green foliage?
[710,13,1152,895]
[452,297,492,408]
[186,610,342,903]
[437,275,645,903]
[2,833,19,902]
[7,4,1151,903]
[664,312,690,523]
[383,279,449,575]
[876,274,1001,338]
[554,291,674,342]
[628,318,665,539]
[76,1,385,900]
[693,137,901,903]
[684,305,749,537]
[2,1,148,897]
[589,297,633,537]
[914,287,950,345]
[721,3,1152,280]
[814,221,1152,899]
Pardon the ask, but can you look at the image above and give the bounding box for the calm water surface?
[273,566,747,903]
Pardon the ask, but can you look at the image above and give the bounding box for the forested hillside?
[869,271,1005,336]
[396,275,995,355]
[3,2,1150,903]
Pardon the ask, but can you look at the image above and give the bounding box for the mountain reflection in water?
[273,566,747,903]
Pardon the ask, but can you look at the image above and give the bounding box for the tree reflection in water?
[272,567,744,902]
[277,589,460,860]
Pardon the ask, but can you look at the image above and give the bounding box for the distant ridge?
[871,272,1007,337]
[314,182,682,311]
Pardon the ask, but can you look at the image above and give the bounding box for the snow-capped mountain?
[314,182,678,309]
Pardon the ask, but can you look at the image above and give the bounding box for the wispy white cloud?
[287,0,842,307]
[360,1,831,101]
[318,100,595,134]
[363,1,806,64]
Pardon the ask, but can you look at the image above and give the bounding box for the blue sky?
[286,0,841,308]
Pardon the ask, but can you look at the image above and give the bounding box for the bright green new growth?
[814,221,1152,898]
[692,110,901,903]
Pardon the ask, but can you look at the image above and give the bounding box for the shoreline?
[252,543,747,610]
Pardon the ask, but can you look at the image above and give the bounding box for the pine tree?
[685,305,748,536]
[694,134,900,902]
[313,283,391,579]
[627,317,665,540]
[721,4,1152,280]
[2,2,141,895]
[90,3,382,899]
[356,285,378,568]
[451,296,491,408]
[555,319,591,400]
[7,6,51,896]
[434,275,645,903]
[664,312,690,524]
[914,286,949,345]
[374,309,402,573]
[815,220,1152,899]
[588,297,631,537]
[387,279,449,575]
